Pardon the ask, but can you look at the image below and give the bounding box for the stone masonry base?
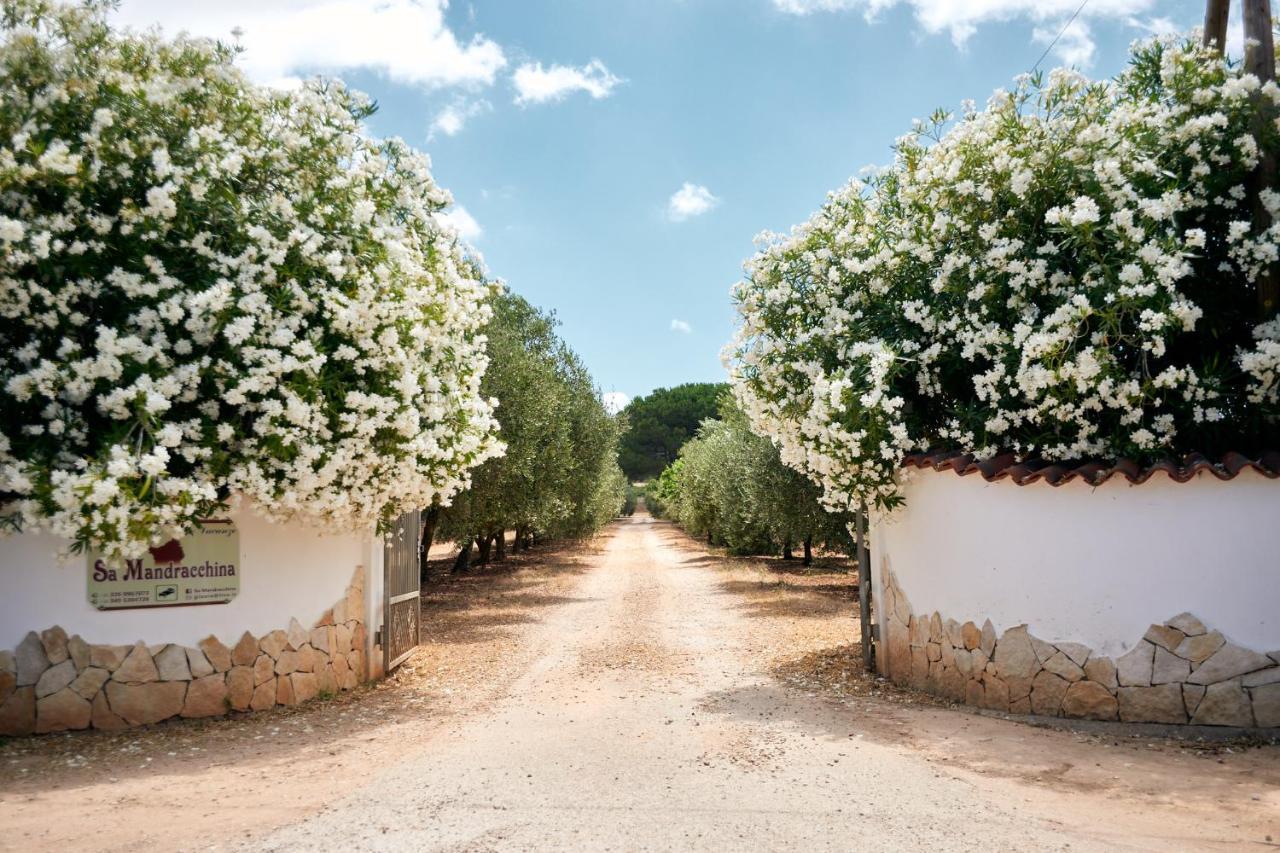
[880,565,1280,727]
[0,566,366,736]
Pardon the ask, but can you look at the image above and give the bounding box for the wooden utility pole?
[1243,0,1279,318]
[1204,0,1230,52]
[1244,0,1276,77]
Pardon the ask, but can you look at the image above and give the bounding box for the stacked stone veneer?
[881,566,1280,727]
[0,567,366,736]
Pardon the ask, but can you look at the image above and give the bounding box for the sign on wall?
[87,520,240,610]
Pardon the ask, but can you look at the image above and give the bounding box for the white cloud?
[429,98,491,139]
[670,319,692,334]
[667,183,719,222]
[1032,18,1094,67]
[1129,16,1180,37]
[771,0,1157,67]
[773,0,861,11]
[513,59,623,105]
[431,106,466,137]
[602,392,630,415]
[436,205,482,242]
[112,0,507,89]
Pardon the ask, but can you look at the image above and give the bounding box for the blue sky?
[115,0,1225,408]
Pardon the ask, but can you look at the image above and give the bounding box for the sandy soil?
[0,541,598,852]
[1,513,1277,851]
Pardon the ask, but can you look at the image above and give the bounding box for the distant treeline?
[617,383,725,480]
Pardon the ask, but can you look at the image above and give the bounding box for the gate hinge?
[373,628,382,647]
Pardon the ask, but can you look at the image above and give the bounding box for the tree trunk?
[452,541,472,574]
[1244,0,1279,318]
[782,540,793,560]
[494,530,506,561]
[706,530,713,545]
[1243,0,1273,77]
[419,506,440,585]
[524,532,534,550]
[802,536,813,567]
[475,535,492,565]
[513,527,525,553]
[1203,0,1230,52]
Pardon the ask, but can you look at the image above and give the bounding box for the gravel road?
[246,514,1277,851]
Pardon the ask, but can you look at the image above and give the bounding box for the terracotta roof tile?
[901,450,1280,486]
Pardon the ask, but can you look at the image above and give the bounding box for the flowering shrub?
[0,1,502,557]
[728,34,1280,514]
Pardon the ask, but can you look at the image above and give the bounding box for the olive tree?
[661,403,851,564]
[435,292,624,573]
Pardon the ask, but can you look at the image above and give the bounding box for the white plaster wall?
[0,506,375,651]
[872,468,1280,657]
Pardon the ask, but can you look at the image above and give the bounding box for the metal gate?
[382,510,421,673]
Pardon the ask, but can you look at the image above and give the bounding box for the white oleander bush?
[0,0,502,557]
[727,33,1280,513]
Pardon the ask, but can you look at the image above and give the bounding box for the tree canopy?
[435,291,625,568]
[649,401,851,564]
[617,382,726,480]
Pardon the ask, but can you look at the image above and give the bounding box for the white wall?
[872,468,1280,657]
[0,506,375,651]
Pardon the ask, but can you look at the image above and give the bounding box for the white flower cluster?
[727,34,1280,514]
[0,1,502,556]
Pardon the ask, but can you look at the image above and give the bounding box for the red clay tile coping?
[901,450,1280,486]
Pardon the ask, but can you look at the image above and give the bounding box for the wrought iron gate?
[382,510,421,673]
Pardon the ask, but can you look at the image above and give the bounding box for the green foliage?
[551,351,628,538]
[617,383,726,480]
[438,291,624,549]
[655,403,851,559]
[642,460,681,520]
[721,407,851,556]
[621,482,640,516]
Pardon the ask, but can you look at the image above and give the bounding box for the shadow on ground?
[0,536,604,798]
[649,519,858,621]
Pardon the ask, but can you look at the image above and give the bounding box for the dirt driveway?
[1,513,1277,851]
